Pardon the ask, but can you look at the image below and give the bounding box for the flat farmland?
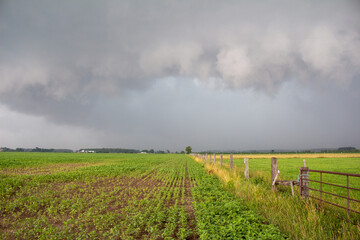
[0,153,284,239]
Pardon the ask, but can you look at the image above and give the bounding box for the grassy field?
[0,152,284,239]
[193,153,360,239]
[216,155,360,211]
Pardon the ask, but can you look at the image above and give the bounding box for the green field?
[1,152,359,240]
[0,153,284,239]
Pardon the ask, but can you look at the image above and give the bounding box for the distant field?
[0,153,284,239]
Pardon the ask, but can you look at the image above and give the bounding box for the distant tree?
[338,147,357,152]
[180,150,185,154]
[166,150,170,154]
[185,146,192,154]
[149,149,154,154]
[1,147,14,152]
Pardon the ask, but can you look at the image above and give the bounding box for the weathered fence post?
[271,157,278,191]
[290,181,294,196]
[299,166,309,200]
[213,153,216,164]
[244,158,249,179]
[230,154,233,170]
[347,175,350,221]
[220,154,223,167]
[320,172,322,206]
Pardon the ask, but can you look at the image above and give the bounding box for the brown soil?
[183,162,199,240]
[1,167,199,239]
[0,162,114,176]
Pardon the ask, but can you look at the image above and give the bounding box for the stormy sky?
[1,0,360,151]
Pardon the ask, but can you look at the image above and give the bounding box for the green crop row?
[1,153,288,239]
[187,159,285,239]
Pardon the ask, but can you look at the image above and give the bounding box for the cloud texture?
[0,0,360,150]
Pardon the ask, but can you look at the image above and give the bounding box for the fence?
[299,168,360,221]
[191,153,360,222]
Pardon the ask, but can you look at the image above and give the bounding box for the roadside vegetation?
[192,154,360,240]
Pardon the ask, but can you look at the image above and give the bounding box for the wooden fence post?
[230,154,233,170]
[213,153,216,164]
[290,181,295,196]
[244,158,249,179]
[220,154,223,167]
[300,167,309,200]
[271,157,278,191]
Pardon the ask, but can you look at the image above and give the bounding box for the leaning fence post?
[271,157,278,191]
[213,153,216,164]
[230,154,233,170]
[290,181,294,196]
[220,154,223,167]
[244,158,249,179]
[300,167,309,200]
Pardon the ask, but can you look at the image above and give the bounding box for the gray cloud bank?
[0,0,360,150]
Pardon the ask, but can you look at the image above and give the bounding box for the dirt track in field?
[183,162,199,240]
[0,162,115,176]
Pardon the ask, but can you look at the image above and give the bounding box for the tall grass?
[193,156,360,240]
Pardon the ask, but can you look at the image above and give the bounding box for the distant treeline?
[198,147,359,154]
[0,147,73,153]
[0,147,175,154]
[79,148,140,153]
[80,148,173,154]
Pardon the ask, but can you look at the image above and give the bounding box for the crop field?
[0,153,285,239]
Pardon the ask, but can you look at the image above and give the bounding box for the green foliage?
[186,146,192,154]
[189,162,285,239]
[0,152,286,239]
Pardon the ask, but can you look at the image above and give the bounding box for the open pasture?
[0,153,284,239]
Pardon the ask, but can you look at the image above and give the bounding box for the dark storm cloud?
[0,0,360,150]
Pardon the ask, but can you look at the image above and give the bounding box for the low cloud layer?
[0,0,359,150]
